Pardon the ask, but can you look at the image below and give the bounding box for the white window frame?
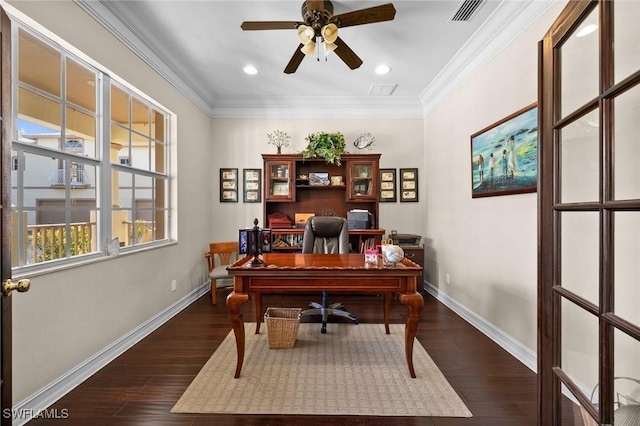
[10,17,173,273]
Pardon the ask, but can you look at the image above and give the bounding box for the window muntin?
[12,23,172,270]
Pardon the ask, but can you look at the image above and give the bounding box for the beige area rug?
[172,323,472,417]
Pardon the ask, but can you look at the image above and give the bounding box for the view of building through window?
[11,26,171,269]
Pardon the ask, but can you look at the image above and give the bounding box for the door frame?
[1,7,13,425]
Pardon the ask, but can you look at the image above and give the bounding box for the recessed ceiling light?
[375,65,391,75]
[576,24,597,38]
[243,65,258,75]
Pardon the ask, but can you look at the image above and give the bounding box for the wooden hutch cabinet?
[262,153,384,253]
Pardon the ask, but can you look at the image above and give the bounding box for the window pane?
[18,29,60,97]
[135,174,153,203]
[132,97,149,135]
[113,169,131,208]
[613,85,640,200]
[18,152,98,265]
[66,106,96,159]
[152,141,165,173]
[560,109,600,203]
[132,134,150,170]
[111,123,129,150]
[154,178,166,241]
[614,330,640,415]
[614,212,640,326]
[112,169,132,246]
[152,109,165,142]
[560,6,599,117]
[561,298,599,405]
[560,212,599,304]
[111,84,129,126]
[112,171,164,246]
[614,0,640,83]
[18,87,61,135]
[66,57,96,112]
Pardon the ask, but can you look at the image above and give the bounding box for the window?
[110,81,168,248]
[11,24,172,270]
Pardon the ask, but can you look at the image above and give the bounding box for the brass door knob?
[2,279,31,297]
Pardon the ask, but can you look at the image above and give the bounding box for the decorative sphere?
[382,244,404,265]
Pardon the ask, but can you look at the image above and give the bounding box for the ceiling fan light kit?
[241,1,396,73]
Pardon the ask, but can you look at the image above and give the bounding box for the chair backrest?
[206,241,238,273]
[302,216,349,254]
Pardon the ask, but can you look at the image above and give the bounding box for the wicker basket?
[264,307,301,349]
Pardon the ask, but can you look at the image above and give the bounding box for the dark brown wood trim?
[0,7,13,426]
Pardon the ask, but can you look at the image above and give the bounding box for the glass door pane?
[614,1,640,83]
[613,85,640,200]
[560,110,600,204]
[560,212,599,304]
[561,298,600,403]
[561,6,599,117]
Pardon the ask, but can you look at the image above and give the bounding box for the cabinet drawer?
[402,246,424,292]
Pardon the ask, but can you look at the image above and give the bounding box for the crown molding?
[419,0,559,116]
[73,0,212,115]
[210,96,424,119]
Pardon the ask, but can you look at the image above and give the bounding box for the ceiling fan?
[241,1,396,74]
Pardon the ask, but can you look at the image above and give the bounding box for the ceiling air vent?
[368,84,397,96]
[450,0,484,22]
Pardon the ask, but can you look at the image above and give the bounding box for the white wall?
[423,2,567,353]
[7,1,212,403]
[210,118,425,239]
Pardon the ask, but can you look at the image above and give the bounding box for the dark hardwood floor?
[29,291,544,425]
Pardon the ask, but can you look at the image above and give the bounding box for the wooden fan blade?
[241,21,301,30]
[305,1,325,14]
[331,3,396,28]
[284,45,306,74]
[333,37,363,70]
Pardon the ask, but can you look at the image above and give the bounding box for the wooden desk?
[226,253,423,378]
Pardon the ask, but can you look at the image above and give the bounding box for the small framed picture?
[220,168,238,203]
[309,172,330,186]
[243,168,262,203]
[272,182,289,196]
[238,229,249,255]
[261,228,272,253]
[400,168,418,202]
[379,168,396,202]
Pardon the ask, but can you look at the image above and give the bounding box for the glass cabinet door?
[265,160,294,201]
[347,160,377,201]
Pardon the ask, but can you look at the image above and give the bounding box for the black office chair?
[300,216,358,333]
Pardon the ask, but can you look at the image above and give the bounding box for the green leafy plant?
[32,224,91,263]
[301,132,347,165]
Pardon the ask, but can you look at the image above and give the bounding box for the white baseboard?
[12,282,210,426]
[424,281,538,373]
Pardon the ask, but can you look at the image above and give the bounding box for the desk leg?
[399,289,424,379]
[254,292,262,334]
[383,292,391,334]
[227,291,250,378]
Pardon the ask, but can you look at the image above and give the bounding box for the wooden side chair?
[204,241,238,305]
